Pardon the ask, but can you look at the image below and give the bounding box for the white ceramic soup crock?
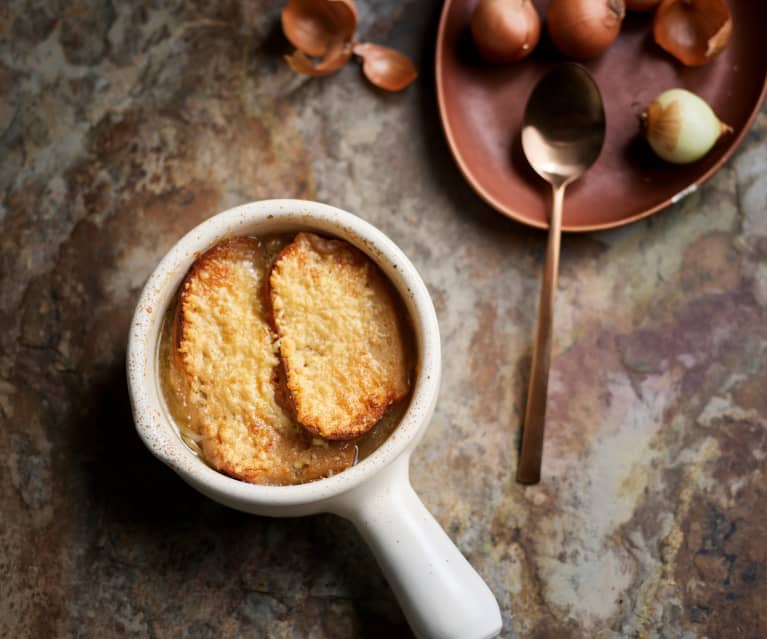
[127,200,502,639]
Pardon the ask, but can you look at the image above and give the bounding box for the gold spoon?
[517,64,606,485]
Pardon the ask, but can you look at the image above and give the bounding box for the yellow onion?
[547,0,625,60]
[470,0,541,63]
[640,89,732,164]
[653,0,732,66]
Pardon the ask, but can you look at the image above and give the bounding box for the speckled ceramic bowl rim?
[127,199,441,508]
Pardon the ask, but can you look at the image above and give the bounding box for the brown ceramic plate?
[436,0,767,232]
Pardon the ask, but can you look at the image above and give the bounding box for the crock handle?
[334,457,502,639]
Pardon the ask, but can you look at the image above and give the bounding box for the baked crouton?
[170,237,354,484]
[269,233,410,440]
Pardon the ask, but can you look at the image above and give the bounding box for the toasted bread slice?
[170,237,354,484]
[269,233,410,440]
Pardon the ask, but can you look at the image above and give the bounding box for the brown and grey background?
[2,1,766,637]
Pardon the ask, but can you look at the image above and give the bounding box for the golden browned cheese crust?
[269,233,410,439]
[171,237,354,484]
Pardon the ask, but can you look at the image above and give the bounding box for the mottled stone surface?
[2,1,766,637]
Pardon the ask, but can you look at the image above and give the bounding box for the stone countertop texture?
[2,1,766,638]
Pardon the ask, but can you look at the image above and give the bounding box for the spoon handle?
[517,183,565,485]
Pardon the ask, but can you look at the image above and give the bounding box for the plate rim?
[435,0,767,233]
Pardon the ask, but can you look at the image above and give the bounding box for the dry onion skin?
[625,0,661,10]
[282,0,356,75]
[282,0,357,57]
[546,0,626,60]
[285,41,352,77]
[470,0,541,64]
[653,0,732,67]
[353,43,418,91]
[640,88,732,163]
[281,0,416,91]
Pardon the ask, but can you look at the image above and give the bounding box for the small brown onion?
[654,0,732,67]
[470,0,541,64]
[547,0,625,60]
[625,0,661,10]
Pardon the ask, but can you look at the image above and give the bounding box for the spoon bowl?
[517,64,606,485]
[522,64,605,186]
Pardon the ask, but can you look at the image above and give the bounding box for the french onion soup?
[159,232,415,485]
